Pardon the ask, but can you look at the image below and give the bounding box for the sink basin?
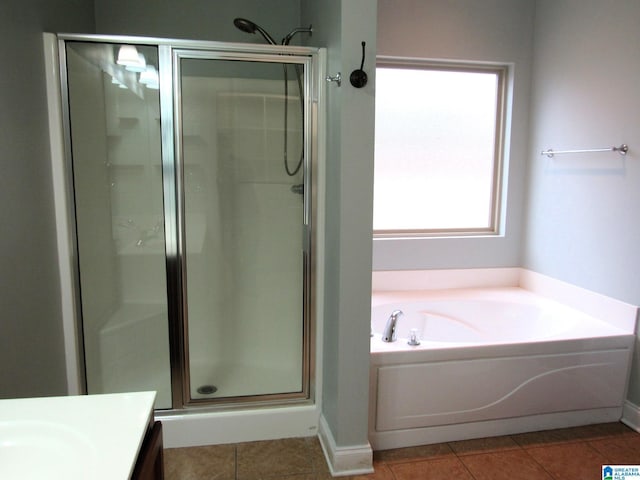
[0,392,155,479]
[0,421,97,479]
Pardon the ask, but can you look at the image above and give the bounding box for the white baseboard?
[318,415,373,477]
[622,400,640,432]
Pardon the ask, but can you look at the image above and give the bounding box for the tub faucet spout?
[382,310,403,342]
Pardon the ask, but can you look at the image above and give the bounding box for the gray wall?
[523,0,640,403]
[94,0,301,44]
[302,0,377,448]
[0,0,95,398]
[374,0,535,270]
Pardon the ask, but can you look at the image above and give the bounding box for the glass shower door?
[176,53,310,402]
[65,42,172,408]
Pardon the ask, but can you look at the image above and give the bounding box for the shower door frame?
[169,46,316,408]
[56,33,320,411]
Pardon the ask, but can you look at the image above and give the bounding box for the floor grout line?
[456,455,480,480]
[234,445,238,480]
[520,443,557,480]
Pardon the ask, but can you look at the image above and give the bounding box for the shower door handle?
[302,224,311,254]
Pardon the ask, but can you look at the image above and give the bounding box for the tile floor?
[164,422,640,480]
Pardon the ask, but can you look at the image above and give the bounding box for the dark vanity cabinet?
[132,421,164,480]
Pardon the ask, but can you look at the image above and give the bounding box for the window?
[373,61,506,236]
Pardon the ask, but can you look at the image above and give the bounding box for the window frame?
[373,58,508,238]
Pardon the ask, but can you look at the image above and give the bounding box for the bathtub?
[369,276,637,451]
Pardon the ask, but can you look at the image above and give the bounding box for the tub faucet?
[382,310,403,342]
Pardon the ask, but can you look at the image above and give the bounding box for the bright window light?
[374,63,506,236]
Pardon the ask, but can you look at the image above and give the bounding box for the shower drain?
[197,385,218,395]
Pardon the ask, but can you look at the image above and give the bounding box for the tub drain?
[197,385,218,395]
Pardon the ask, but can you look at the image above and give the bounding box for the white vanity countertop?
[0,391,156,480]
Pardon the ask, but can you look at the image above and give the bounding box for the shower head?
[233,17,256,34]
[233,18,277,45]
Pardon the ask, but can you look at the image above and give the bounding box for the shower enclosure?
[54,34,319,410]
